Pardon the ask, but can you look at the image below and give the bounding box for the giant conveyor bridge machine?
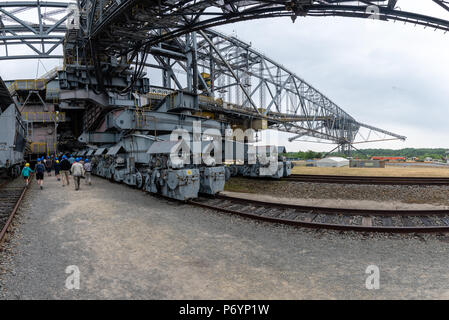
[5,1,448,198]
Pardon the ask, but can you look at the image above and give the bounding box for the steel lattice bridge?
[2,0,446,149]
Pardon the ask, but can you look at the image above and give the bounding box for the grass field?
[291,165,449,177]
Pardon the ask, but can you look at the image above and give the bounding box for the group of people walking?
[20,154,93,191]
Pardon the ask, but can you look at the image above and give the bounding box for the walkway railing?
[22,111,65,123]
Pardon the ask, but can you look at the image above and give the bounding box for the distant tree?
[304,150,315,160]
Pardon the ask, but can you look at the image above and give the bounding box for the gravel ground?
[0,177,28,232]
[225,177,449,206]
[1,176,449,299]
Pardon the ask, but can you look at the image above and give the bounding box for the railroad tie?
[361,216,373,227]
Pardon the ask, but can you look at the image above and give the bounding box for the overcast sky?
[217,1,449,152]
[1,1,449,152]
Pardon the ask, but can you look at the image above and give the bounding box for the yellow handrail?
[21,111,65,122]
[8,79,46,92]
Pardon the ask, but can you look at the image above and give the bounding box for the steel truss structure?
[3,0,447,147]
[85,0,449,55]
[0,1,68,60]
[2,1,449,60]
[147,29,405,145]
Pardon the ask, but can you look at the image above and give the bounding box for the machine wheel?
[113,171,121,182]
[224,167,231,181]
[106,167,114,181]
[135,171,143,189]
[11,165,21,178]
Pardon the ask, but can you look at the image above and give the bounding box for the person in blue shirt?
[68,154,75,176]
[21,163,33,186]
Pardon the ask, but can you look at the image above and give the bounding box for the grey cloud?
[219,12,449,150]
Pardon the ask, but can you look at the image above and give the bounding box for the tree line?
[283,148,448,160]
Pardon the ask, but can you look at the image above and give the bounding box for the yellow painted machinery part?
[193,111,215,119]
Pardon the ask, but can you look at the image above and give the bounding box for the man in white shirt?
[71,158,85,191]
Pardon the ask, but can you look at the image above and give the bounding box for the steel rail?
[188,194,449,233]
[0,177,31,243]
[93,171,449,233]
[284,174,449,185]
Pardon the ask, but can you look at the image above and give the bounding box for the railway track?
[283,174,449,185]
[189,194,449,233]
[0,178,30,244]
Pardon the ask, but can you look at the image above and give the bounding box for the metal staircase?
[83,105,104,132]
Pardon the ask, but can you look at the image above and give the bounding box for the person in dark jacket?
[35,158,45,190]
[54,159,61,181]
[45,156,53,176]
[60,155,71,186]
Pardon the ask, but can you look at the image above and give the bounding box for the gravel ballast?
[225,178,449,206]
